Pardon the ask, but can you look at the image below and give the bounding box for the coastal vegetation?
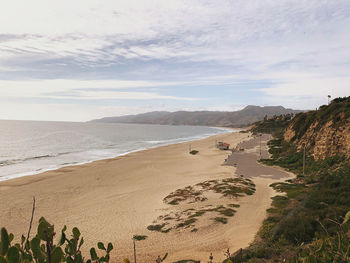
[147,178,255,233]
[251,113,294,137]
[0,219,167,263]
[163,178,255,206]
[226,97,350,262]
[147,203,241,233]
[0,217,113,263]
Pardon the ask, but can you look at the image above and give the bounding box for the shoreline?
[0,131,243,191]
[0,131,291,263]
[0,126,234,183]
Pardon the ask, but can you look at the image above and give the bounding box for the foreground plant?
[295,212,350,263]
[0,217,113,263]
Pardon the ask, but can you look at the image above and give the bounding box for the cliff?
[284,97,350,160]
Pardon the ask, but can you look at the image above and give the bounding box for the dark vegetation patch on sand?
[163,177,255,205]
[148,177,255,233]
[147,204,238,233]
[213,217,228,224]
[173,260,200,263]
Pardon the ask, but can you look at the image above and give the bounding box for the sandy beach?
[0,131,292,263]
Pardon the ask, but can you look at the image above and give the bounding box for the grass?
[163,186,206,205]
[226,99,350,262]
[132,235,147,241]
[289,97,350,140]
[188,211,206,218]
[147,224,166,232]
[213,217,228,224]
[218,208,236,217]
[148,203,241,234]
[260,156,350,249]
[228,203,240,208]
[212,178,256,197]
[199,178,256,198]
[251,114,293,137]
[270,182,308,199]
[176,218,197,228]
[152,178,256,234]
[164,178,256,206]
[168,199,182,205]
[173,260,199,263]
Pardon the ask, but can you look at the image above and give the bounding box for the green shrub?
[0,217,113,263]
[147,224,166,232]
[189,150,199,155]
[243,100,350,262]
[213,217,228,224]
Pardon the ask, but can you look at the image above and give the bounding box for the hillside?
[251,97,350,160]
[90,106,301,127]
[284,97,350,160]
[226,97,350,262]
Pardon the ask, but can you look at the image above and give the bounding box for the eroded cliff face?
[284,115,350,160]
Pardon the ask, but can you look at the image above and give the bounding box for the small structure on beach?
[216,141,230,150]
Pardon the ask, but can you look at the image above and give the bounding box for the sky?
[0,0,349,121]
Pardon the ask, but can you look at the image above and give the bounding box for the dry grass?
[148,177,256,233]
[213,217,228,224]
[164,177,255,205]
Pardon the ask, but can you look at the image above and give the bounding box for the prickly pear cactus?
[0,218,114,263]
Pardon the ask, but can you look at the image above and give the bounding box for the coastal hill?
[284,97,350,160]
[240,96,350,262]
[252,97,350,160]
[90,105,302,127]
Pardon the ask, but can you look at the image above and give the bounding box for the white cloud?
[1,0,349,66]
[0,0,350,120]
[262,78,349,98]
[0,79,198,101]
[0,102,153,122]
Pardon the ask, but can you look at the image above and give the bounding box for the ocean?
[0,120,231,181]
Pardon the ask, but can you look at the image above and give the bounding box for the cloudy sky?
[0,0,349,121]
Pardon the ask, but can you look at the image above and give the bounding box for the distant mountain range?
[90,105,302,127]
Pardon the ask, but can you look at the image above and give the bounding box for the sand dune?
[0,131,292,263]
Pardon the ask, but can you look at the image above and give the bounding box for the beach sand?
[0,131,292,263]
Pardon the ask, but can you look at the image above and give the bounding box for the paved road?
[225,134,290,180]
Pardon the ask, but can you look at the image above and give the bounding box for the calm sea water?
[0,120,231,181]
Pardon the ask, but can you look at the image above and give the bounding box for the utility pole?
[259,134,262,160]
[303,145,306,176]
[132,235,147,263]
[133,239,136,263]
